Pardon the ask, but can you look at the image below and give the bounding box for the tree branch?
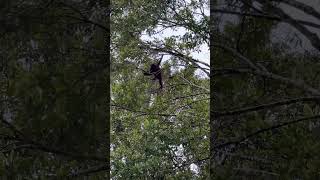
[256,0,320,51]
[212,44,320,95]
[213,43,260,71]
[111,104,177,117]
[2,142,106,162]
[211,8,320,29]
[214,96,320,117]
[214,115,320,149]
[139,42,210,76]
[70,164,108,177]
[272,0,320,20]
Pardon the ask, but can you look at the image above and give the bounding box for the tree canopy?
[111,0,210,179]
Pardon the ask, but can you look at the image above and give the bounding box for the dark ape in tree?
[144,55,163,89]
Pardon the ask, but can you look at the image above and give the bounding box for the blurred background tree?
[211,0,320,179]
[0,0,109,178]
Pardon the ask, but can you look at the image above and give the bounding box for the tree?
[111,0,210,178]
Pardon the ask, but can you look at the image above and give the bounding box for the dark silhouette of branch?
[214,115,320,149]
[272,0,320,20]
[233,167,280,177]
[214,96,320,117]
[70,164,108,177]
[212,44,320,95]
[2,142,106,162]
[255,0,320,51]
[64,15,109,32]
[213,43,260,71]
[0,117,106,162]
[58,1,110,32]
[145,46,210,76]
[111,104,177,117]
[240,0,265,14]
[211,9,320,29]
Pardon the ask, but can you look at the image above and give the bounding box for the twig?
[214,96,320,117]
[70,164,108,177]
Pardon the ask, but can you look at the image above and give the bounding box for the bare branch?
[214,96,320,117]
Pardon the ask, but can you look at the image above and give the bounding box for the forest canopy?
[111,0,210,179]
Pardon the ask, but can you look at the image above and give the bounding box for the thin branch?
[70,164,108,177]
[58,1,88,20]
[233,167,280,177]
[0,117,106,162]
[139,42,210,76]
[211,9,320,29]
[214,115,320,149]
[1,142,106,162]
[170,93,209,101]
[226,152,272,164]
[211,45,320,95]
[111,104,177,117]
[63,15,109,32]
[214,96,320,117]
[256,0,320,51]
[236,16,246,53]
[0,119,24,138]
[272,0,320,20]
[150,45,210,67]
[212,68,245,77]
[30,143,107,162]
[240,0,265,14]
[213,43,260,71]
[178,75,209,92]
[251,69,320,95]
